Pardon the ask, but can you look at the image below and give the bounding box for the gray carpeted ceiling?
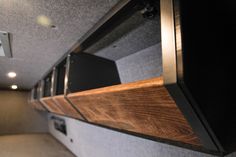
[0,0,119,89]
[84,12,161,60]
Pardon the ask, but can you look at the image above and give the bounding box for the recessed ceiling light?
[37,15,52,27]
[11,85,18,90]
[7,72,17,78]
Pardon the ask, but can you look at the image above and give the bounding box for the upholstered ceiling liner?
[0,0,118,89]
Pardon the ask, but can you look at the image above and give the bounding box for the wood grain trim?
[69,77,164,96]
[52,95,84,120]
[40,97,64,115]
[30,100,46,111]
[67,77,201,146]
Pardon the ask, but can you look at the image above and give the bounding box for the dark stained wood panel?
[40,97,64,115]
[67,77,201,146]
[30,100,46,111]
[52,95,84,120]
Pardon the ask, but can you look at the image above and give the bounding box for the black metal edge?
[48,113,222,156]
[165,84,220,152]
[160,0,224,153]
[173,0,224,153]
[178,82,225,153]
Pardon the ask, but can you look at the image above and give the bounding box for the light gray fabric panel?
[48,114,220,157]
[116,43,162,83]
[86,12,161,61]
[0,90,48,135]
[0,0,119,89]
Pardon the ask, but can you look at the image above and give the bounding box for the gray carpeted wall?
[48,114,219,157]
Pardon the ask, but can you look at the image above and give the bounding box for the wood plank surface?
[31,100,46,111]
[67,77,201,146]
[52,95,84,120]
[40,97,64,115]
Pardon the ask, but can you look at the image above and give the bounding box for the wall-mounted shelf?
[28,0,235,155]
[28,0,207,152]
[67,76,201,146]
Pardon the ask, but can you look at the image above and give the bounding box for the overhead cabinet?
[29,83,46,111]
[29,0,235,155]
[172,0,236,154]
[43,72,53,97]
[67,77,201,146]
[52,58,84,119]
[39,52,121,118]
[39,67,80,118]
[39,69,63,115]
[64,0,201,149]
[31,0,202,152]
[55,58,66,95]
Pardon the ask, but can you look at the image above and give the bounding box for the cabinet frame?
[29,0,224,154]
[161,0,223,153]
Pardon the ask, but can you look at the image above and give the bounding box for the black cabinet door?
[179,0,236,153]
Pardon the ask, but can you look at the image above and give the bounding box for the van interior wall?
[0,90,48,135]
[48,113,217,157]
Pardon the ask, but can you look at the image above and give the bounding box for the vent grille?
[0,31,12,58]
